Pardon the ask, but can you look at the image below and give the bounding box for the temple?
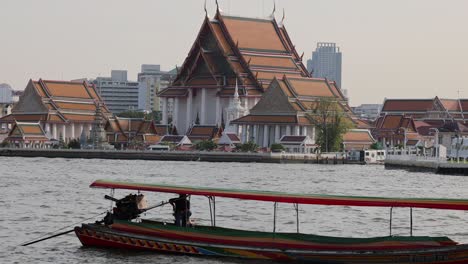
[0,79,111,142]
[230,76,351,148]
[158,7,310,135]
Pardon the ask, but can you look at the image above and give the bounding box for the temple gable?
[12,81,48,113]
[250,79,296,115]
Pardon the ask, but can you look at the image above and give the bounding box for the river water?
[1,157,468,263]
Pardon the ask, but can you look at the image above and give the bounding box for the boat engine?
[102,194,148,224]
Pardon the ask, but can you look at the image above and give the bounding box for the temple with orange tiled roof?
[230,76,352,148]
[372,114,419,148]
[3,121,50,148]
[381,97,468,121]
[105,117,161,149]
[158,6,310,135]
[0,79,111,142]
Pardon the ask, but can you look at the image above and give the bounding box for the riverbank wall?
[385,155,468,175]
[0,148,354,164]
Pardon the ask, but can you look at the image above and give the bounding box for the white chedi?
[224,79,248,132]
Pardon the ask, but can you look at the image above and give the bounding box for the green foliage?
[270,143,285,152]
[237,141,258,152]
[195,140,217,151]
[370,142,383,150]
[67,139,81,149]
[306,98,353,152]
[145,111,162,123]
[0,141,8,148]
[128,137,145,150]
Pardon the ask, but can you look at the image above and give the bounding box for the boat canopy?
[90,180,468,211]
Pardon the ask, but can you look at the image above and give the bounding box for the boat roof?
[90,180,468,211]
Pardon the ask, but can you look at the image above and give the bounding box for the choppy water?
[1,157,468,263]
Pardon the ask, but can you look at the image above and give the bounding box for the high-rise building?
[0,83,13,103]
[137,65,176,114]
[307,42,342,89]
[93,70,140,114]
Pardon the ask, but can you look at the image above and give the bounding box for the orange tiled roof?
[343,130,375,143]
[43,81,91,98]
[382,99,434,112]
[439,99,460,111]
[243,55,297,69]
[55,102,96,111]
[287,77,335,98]
[381,115,404,129]
[221,16,287,52]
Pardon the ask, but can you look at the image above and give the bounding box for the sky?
[1,0,468,106]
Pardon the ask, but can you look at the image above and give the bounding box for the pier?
[385,155,468,175]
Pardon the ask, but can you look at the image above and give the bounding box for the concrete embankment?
[0,148,350,164]
[385,156,468,175]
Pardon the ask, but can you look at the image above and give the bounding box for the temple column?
[253,125,258,144]
[303,126,308,136]
[161,97,168,125]
[201,88,206,124]
[45,123,50,134]
[53,124,57,139]
[215,94,221,125]
[62,124,66,141]
[295,126,300,136]
[79,124,84,135]
[71,123,75,139]
[88,124,93,136]
[173,97,179,127]
[275,125,280,143]
[186,89,193,130]
[240,125,247,143]
[286,125,291,136]
[263,125,269,148]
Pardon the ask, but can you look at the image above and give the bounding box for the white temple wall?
[176,98,188,134]
[204,89,218,125]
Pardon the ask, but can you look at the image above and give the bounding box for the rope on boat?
[20,210,108,246]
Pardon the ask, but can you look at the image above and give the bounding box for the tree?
[237,141,258,152]
[270,143,285,152]
[306,98,353,152]
[370,142,383,150]
[145,111,162,123]
[194,140,217,151]
[67,139,81,149]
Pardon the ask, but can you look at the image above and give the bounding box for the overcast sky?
[1,0,467,105]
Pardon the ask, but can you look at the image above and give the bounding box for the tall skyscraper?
[307,42,342,89]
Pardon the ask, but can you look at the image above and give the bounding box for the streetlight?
[429,128,439,158]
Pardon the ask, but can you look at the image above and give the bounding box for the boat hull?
[75,224,468,263]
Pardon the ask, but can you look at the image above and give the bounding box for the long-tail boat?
[75,180,468,263]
